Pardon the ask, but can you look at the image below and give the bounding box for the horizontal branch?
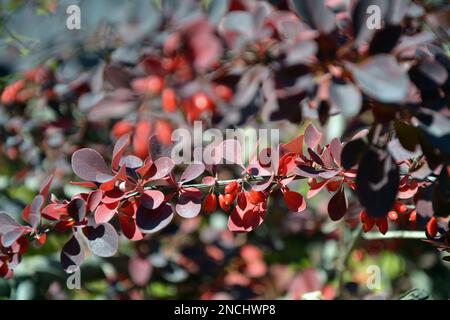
[362,230,424,240]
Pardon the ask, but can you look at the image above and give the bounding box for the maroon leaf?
[141,190,165,210]
[327,186,348,221]
[119,215,143,241]
[356,147,400,218]
[61,234,85,273]
[67,198,86,222]
[304,123,322,149]
[112,134,130,170]
[283,190,306,213]
[136,202,173,234]
[71,148,113,183]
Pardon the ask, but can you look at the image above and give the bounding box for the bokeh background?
[0,0,449,300]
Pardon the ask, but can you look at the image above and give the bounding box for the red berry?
[409,209,417,222]
[162,88,177,112]
[203,193,217,214]
[224,193,236,206]
[155,119,173,146]
[394,202,407,213]
[426,217,438,238]
[192,92,214,111]
[225,181,238,194]
[214,84,233,102]
[218,194,231,212]
[388,210,398,221]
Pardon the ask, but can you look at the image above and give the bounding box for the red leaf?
[283,190,306,213]
[119,214,143,241]
[42,203,67,221]
[95,201,119,224]
[87,190,103,212]
[133,120,152,160]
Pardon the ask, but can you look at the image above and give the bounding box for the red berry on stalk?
[224,193,236,206]
[225,181,238,194]
[203,193,217,214]
[218,194,231,212]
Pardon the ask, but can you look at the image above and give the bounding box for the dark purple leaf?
[71,148,112,183]
[356,147,400,217]
[112,134,130,170]
[1,228,26,247]
[329,80,362,118]
[136,202,173,234]
[347,54,410,103]
[28,195,43,230]
[141,190,165,210]
[394,120,419,152]
[327,186,348,221]
[180,163,205,184]
[61,234,85,273]
[84,223,118,257]
[67,198,86,222]
[150,157,175,180]
[175,188,202,218]
[289,0,336,34]
[369,25,402,55]
[341,139,367,170]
